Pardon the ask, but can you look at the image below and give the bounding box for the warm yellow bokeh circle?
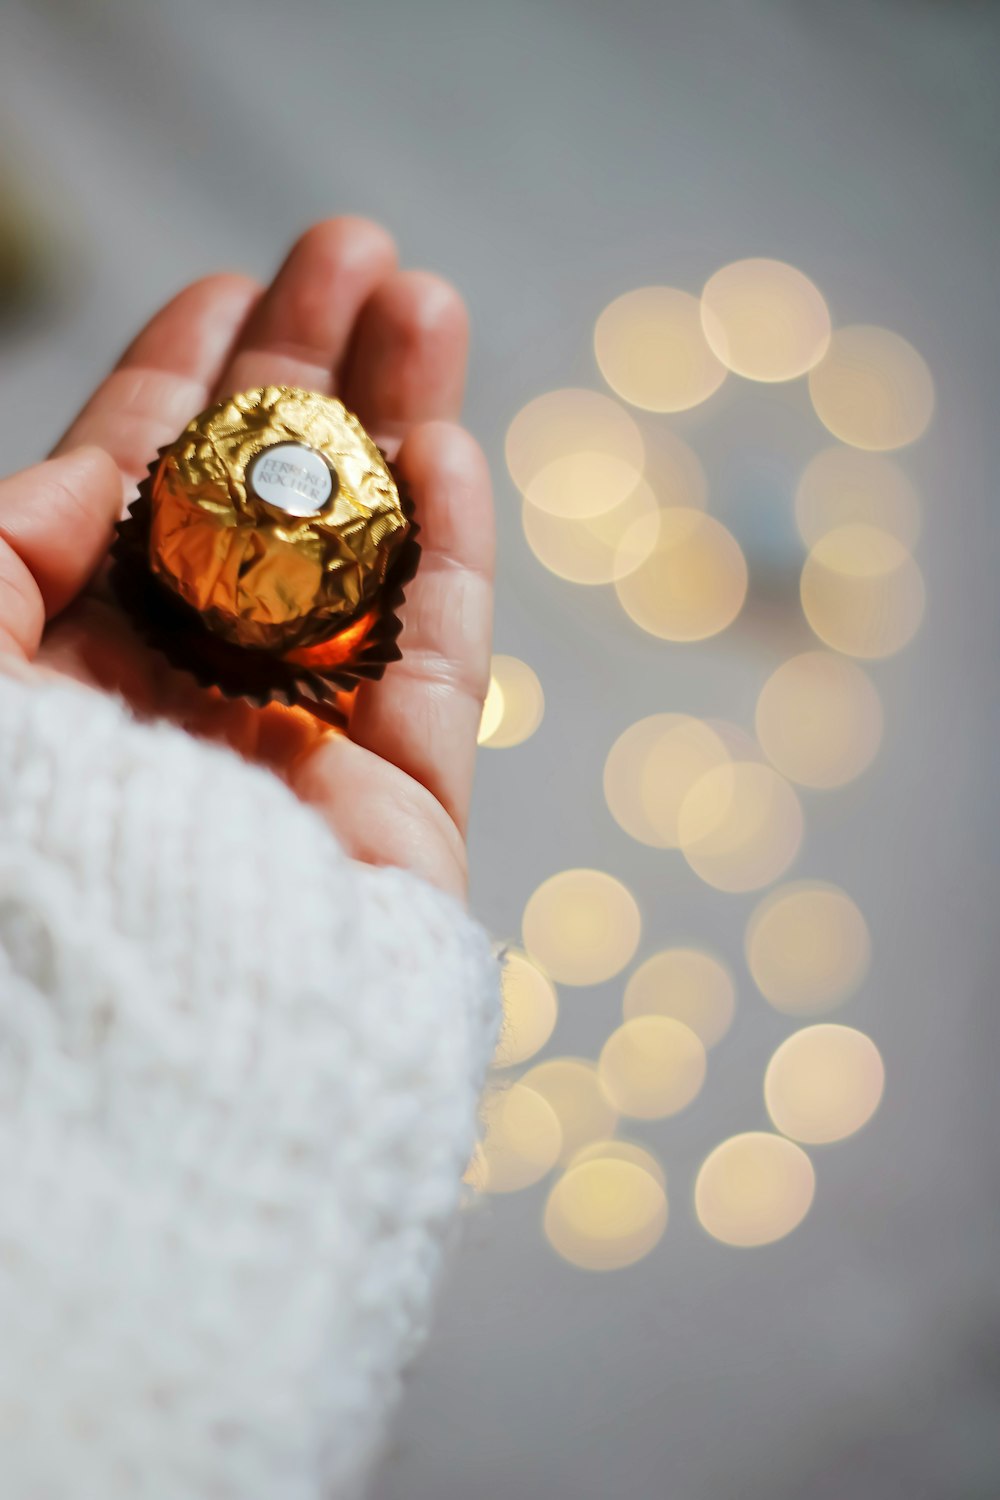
[800,524,925,659]
[595,286,727,413]
[746,882,871,1014]
[808,325,934,450]
[598,1016,707,1120]
[695,1132,816,1247]
[520,1057,620,1164]
[494,949,559,1067]
[479,655,545,748]
[678,762,804,893]
[473,1082,563,1194]
[604,714,732,849]
[506,387,644,516]
[522,869,641,986]
[795,446,922,549]
[701,258,831,382]
[764,1024,885,1144]
[522,475,660,586]
[615,509,748,642]
[755,651,883,788]
[544,1156,668,1270]
[568,1138,666,1190]
[623,947,736,1047]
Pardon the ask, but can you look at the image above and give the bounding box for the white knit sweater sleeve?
[0,670,500,1500]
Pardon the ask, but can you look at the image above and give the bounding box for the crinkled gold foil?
[147,386,408,652]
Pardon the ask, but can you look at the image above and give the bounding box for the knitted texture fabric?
[0,670,500,1500]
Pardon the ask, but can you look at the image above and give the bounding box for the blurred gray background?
[2,2,998,1497]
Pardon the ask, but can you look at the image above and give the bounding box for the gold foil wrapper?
[109,387,420,712]
[148,385,409,653]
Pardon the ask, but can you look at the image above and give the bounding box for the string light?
[642,427,708,510]
[506,388,644,518]
[795,446,922,549]
[568,1138,666,1190]
[800,524,925,658]
[544,1156,668,1270]
[522,476,660,585]
[494,949,559,1067]
[695,1133,815,1247]
[598,1016,707,1119]
[808,325,934,450]
[755,651,883,788]
[701,258,831,382]
[477,674,505,745]
[678,762,804,893]
[522,869,641,985]
[765,1025,885,1143]
[615,509,748,641]
[746,882,870,1014]
[623,948,736,1047]
[604,714,731,848]
[489,274,927,1266]
[473,1082,563,1194]
[479,655,545,747]
[595,287,727,412]
[520,1057,620,1164]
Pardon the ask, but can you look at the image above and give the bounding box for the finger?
[342,270,468,452]
[215,217,398,399]
[346,421,494,833]
[0,447,122,658]
[291,732,469,901]
[38,595,168,711]
[53,274,261,494]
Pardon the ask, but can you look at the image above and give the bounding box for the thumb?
[0,447,122,659]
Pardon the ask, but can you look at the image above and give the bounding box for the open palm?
[0,217,494,900]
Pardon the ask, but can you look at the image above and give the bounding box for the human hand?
[0,218,494,900]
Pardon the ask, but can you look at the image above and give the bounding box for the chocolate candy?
[110,386,420,711]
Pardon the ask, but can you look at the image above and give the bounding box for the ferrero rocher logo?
[248,442,337,516]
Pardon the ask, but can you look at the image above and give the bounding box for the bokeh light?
[525,451,645,521]
[808,325,934,450]
[641,427,708,511]
[695,1132,815,1247]
[496,265,922,1265]
[705,717,765,762]
[746,882,870,1014]
[615,509,748,641]
[678,762,804,893]
[604,714,732,848]
[795,446,922,549]
[623,947,736,1047]
[598,1016,707,1119]
[765,1024,885,1144]
[522,475,660,585]
[595,287,728,412]
[479,655,545,747]
[800,524,926,658]
[493,948,559,1067]
[755,650,883,788]
[505,388,645,518]
[473,1081,563,1194]
[520,1057,620,1163]
[522,869,641,985]
[700,258,831,382]
[544,1156,668,1270]
[569,1138,666,1190]
[477,674,505,744]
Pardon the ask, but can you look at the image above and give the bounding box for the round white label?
[248,442,335,517]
